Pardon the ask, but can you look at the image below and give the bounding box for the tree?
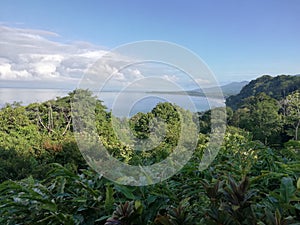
[0,103,41,154]
[233,93,282,144]
[282,91,300,140]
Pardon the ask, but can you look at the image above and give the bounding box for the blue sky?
[0,0,299,88]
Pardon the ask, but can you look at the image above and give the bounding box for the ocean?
[0,88,224,117]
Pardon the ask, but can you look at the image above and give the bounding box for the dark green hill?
[226,75,300,109]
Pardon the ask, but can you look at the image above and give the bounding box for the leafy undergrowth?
[0,132,299,224]
[0,88,299,224]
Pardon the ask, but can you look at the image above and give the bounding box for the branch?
[62,117,72,136]
[36,107,56,134]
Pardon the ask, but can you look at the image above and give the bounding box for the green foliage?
[154,200,194,225]
[0,164,108,224]
[0,87,300,224]
[105,201,143,225]
[0,103,42,154]
[125,102,183,166]
[282,91,300,141]
[231,93,282,144]
[226,74,300,110]
[130,112,155,139]
[198,107,231,134]
[0,147,38,182]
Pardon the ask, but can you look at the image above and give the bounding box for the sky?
[0,0,300,90]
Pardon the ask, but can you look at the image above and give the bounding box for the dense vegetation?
[0,75,299,224]
[226,75,300,110]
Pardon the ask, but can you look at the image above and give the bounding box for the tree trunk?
[295,120,299,141]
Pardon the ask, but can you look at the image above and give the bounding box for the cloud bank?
[0,25,211,90]
[0,25,107,86]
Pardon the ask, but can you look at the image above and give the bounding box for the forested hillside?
[226,75,300,110]
[0,84,299,224]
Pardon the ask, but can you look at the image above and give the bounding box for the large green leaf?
[279,177,296,203]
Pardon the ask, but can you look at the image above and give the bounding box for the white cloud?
[0,25,148,91]
[194,78,211,85]
[162,74,179,83]
[130,69,144,79]
[0,25,108,84]
[77,51,106,59]
[0,63,31,79]
[0,25,205,91]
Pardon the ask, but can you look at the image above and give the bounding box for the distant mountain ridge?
[185,81,249,98]
[149,81,248,98]
[226,75,300,110]
[204,81,249,96]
